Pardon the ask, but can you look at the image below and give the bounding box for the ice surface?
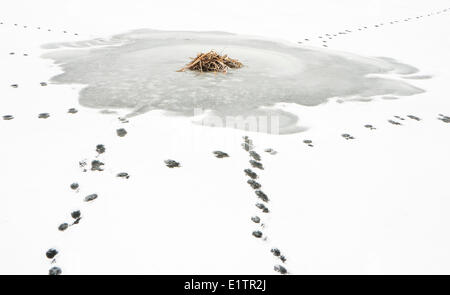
[43,29,423,133]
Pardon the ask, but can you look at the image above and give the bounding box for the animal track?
[165,159,180,168]
[241,136,288,274]
[297,7,450,49]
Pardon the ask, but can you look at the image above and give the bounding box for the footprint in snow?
[2,115,14,120]
[165,159,181,168]
[249,160,264,170]
[388,120,402,126]
[264,148,277,155]
[341,133,355,140]
[116,172,130,179]
[303,139,314,147]
[364,124,376,130]
[407,115,421,121]
[49,266,62,275]
[213,151,229,158]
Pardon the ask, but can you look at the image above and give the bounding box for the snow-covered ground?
[1,0,450,274]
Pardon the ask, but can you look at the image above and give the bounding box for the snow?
[1,0,450,274]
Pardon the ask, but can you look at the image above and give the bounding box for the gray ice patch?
[42,29,425,134]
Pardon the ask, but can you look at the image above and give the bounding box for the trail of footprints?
[46,136,131,275]
[300,113,450,147]
[1,16,449,275]
[242,136,289,275]
[45,149,103,275]
[297,7,450,48]
[0,19,80,36]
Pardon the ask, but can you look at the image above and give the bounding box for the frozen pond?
[43,29,424,133]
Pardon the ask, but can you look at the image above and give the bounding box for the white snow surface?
[1,0,450,274]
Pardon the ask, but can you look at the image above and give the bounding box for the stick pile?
[177,50,243,73]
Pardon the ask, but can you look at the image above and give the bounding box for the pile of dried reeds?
[177,50,243,73]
